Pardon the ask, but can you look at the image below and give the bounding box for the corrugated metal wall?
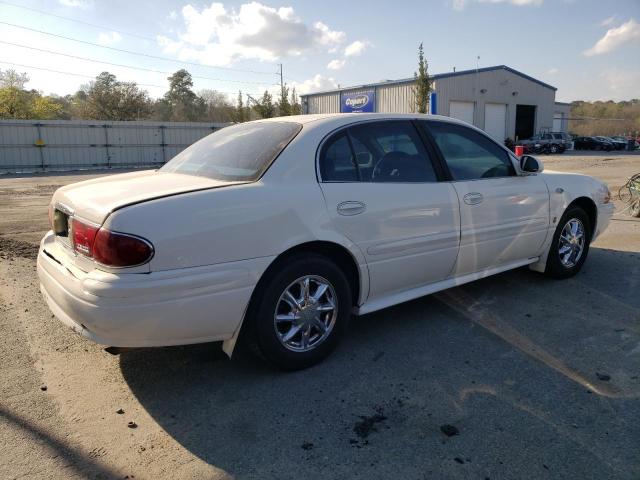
[304,82,418,114]
[306,93,340,114]
[376,82,416,113]
[0,120,229,174]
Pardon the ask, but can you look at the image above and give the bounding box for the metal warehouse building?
[301,65,569,142]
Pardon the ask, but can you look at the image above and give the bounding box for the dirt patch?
[0,237,39,260]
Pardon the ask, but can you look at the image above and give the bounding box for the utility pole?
[277,63,284,101]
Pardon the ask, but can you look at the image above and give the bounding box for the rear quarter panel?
[103,125,368,287]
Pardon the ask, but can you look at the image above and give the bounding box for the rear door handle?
[337,201,366,216]
[463,192,483,205]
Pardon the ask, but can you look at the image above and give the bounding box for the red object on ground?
[514,145,524,156]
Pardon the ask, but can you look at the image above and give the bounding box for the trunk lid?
[52,170,243,225]
[47,170,244,273]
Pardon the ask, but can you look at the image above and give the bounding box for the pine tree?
[278,84,291,117]
[290,87,302,115]
[413,43,431,114]
[255,90,275,118]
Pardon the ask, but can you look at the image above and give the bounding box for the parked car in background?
[38,113,614,370]
[607,136,629,150]
[573,136,614,151]
[600,136,626,150]
[551,132,573,150]
[519,133,565,154]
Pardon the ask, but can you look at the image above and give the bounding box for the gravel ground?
[1,153,639,479]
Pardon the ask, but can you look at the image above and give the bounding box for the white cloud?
[314,21,346,51]
[292,74,338,94]
[597,69,640,100]
[327,59,346,70]
[452,0,542,10]
[584,18,640,56]
[344,40,370,57]
[158,2,346,66]
[97,31,122,46]
[547,67,559,75]
[58,0,94,8]
[601,15,618,27]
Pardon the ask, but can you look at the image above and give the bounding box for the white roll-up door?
[553,114,563,132]
[449,101,475,125]
[484,103,507,141]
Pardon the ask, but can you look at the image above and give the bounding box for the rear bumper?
[38,232,272,347]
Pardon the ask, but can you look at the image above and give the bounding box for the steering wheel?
[372,151,414,181]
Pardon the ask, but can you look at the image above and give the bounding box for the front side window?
[425,122,515,181]
[161,121,301,181]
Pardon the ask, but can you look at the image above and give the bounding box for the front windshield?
[160,121,302,181]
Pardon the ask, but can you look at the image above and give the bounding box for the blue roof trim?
[300,65,557,97]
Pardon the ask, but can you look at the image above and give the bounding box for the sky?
[0,0,638,102]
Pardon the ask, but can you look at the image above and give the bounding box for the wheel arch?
[256,240,363,307]
[567,196,597,238]
[222,240,366,357]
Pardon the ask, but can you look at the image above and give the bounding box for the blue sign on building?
[340,90,375,113]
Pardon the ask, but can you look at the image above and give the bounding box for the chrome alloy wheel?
[558,218,586,268]
[274,275,338,352]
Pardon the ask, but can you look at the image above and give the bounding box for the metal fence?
[0,119,230,174]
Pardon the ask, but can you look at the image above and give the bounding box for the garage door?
[449,101,475,125]
[484,103,507,142]
[553,114,563,132]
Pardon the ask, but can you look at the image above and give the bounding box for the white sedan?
[38,114,614,370]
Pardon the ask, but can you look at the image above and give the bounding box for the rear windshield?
[160,121,302,181]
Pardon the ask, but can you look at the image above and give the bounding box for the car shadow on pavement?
[119,246,640,479]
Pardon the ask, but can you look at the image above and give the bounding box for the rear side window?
[160,121,301,181]
[319,133,359,181]
[426,122,515,181]
[320,121,437,183]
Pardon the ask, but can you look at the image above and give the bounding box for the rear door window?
[319,133,359,182]
[348,121,437,183]
[319,121,438,183]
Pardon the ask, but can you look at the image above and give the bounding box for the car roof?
[252,112,472,128]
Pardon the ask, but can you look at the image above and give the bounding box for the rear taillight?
[71,218,153,267]
[93,229,154,267]
[71,218,99,256]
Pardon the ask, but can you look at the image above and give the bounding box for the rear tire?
[545,206,591,279]
[244,253,351,370]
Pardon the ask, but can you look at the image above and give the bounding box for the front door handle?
[337,201,366,216]
[463,192,484,205]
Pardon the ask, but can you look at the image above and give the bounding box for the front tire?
[245,253,351,370]
[545,206,591,279]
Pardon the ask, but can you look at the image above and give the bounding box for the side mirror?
[520,155,543,173]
